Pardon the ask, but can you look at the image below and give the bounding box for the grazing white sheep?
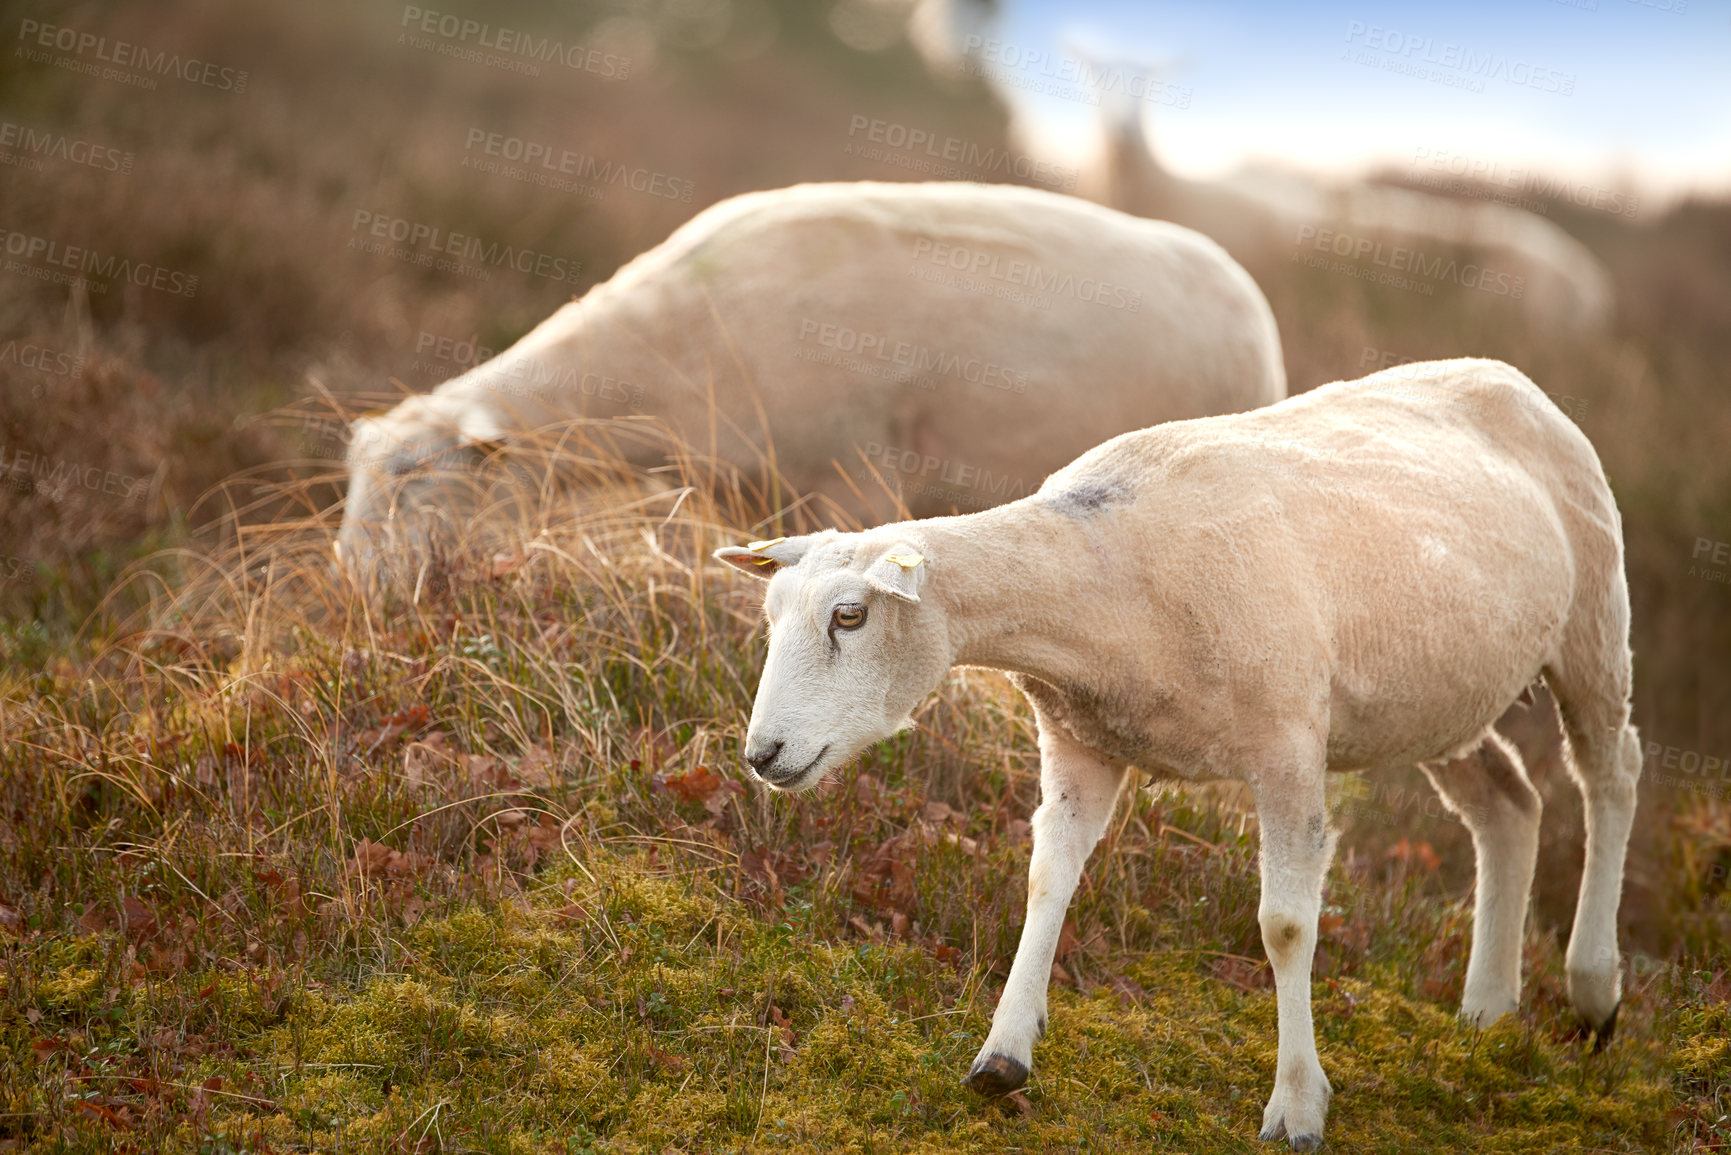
[715,357,1640,1149]
[1084,84,1616,333]
[335,181,1284,581]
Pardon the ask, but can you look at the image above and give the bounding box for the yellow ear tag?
[747,537,787,551]
[886,553,924,569]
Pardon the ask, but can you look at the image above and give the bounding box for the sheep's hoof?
[963,1053,1028,1095]
[1257,1118,1322,1151]
[1588,999,1621,1052]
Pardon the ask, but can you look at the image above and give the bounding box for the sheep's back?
[571,182,1287,515]
[1032,357,1609,772]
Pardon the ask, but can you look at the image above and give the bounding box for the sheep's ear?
[864,545,924,603]
[713,535,814,579]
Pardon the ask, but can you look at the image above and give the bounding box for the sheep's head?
[332,395,505,582]
[715,530,951,792]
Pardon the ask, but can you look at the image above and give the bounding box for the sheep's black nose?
[745,739,783,776]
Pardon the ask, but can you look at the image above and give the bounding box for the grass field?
[0,449,1726,1152]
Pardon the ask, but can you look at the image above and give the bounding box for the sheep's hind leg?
[965,724,1128,1095]
[1548,669,1641,1047]
[1420,730,1542,1026]
[1253,765,1336,1151]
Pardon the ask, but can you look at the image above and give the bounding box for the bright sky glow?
[973,0,1730,209]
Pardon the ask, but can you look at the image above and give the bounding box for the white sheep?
[1083,82,1616,333]
[715,357,1640,1149]
[335,180,1284,581]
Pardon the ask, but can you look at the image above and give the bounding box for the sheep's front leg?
[1254,768,1336,1150]
[966,727,1128,1094]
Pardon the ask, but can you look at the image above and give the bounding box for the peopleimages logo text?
[1343,22,1575,95]
[16,19,249,92]
[909,237,1142,311]
[0,445,148,503]
[796,318,1028,394]
[463,130,694,203]
[0,120,134,174]
[1294,225,1525,298]
[0,338,84,378]
[0,228,199,296]
[845,116,1078,191]
[399,7,629,79]
[348,210,583,285]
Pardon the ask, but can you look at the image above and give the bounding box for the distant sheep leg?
[1253,766,1335,1151]
[1420,732,1542,1025]
[965,724,1129,1094]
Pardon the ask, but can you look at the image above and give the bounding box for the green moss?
[212,849,1677,1153]
[33,965,104,1013]
[1673,1000,1731,1088]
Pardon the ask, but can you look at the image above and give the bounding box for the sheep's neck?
[917,503,1111,689]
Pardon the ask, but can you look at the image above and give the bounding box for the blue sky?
[979,0,1730,205]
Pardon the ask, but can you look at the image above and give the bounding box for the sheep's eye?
[832,604,867,631]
